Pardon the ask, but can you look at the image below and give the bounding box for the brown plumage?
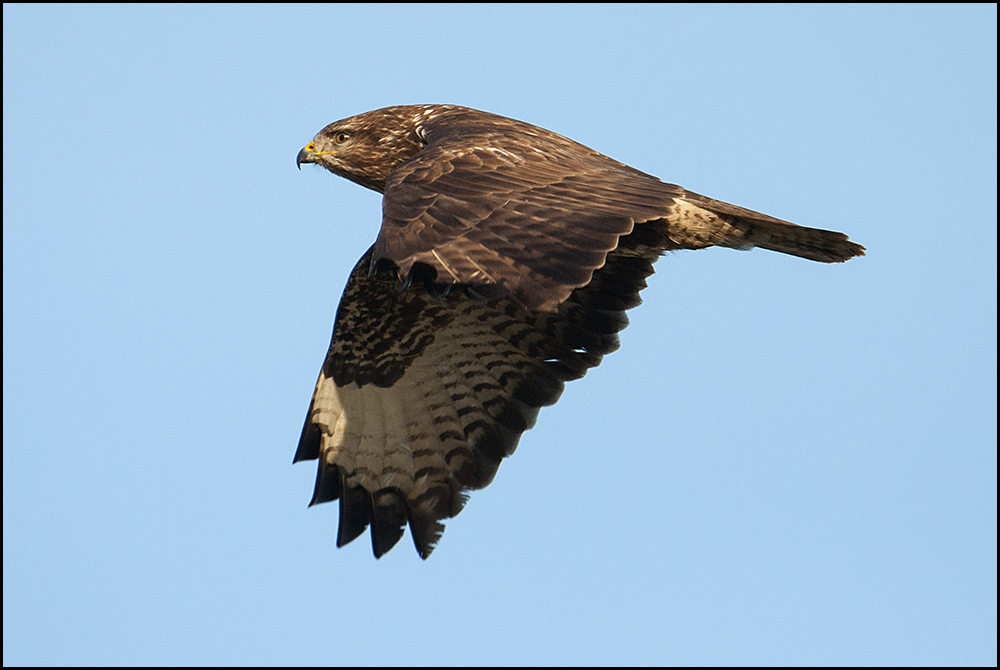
[295,104,864,558]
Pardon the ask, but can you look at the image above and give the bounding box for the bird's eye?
[334,131,351,144]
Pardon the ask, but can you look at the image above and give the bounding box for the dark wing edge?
[294,242,657,558]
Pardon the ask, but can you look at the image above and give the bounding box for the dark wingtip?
[293,422,321,464]
[336,485,372,548]
[370,490,408,558]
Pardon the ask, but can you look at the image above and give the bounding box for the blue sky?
[4,4,996,665]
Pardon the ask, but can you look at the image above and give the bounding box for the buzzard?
[295,105,864,559]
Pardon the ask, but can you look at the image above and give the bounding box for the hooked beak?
[296,146,314,170]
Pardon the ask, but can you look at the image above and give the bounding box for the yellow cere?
[305,140,337,156]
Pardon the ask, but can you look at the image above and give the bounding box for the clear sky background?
[4,4,996,666]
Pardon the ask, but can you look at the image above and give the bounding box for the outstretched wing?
[373,114,863,312]
[294,241,657,558]
[373,120,672,312]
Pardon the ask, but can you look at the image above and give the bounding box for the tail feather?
[746,221,865,263]
[668,190,865,262]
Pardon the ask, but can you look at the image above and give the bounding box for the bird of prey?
[295,104,864,559]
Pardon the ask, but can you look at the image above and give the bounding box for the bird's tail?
[664,190,865,262]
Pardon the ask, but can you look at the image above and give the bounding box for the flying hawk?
[295,104,864,559]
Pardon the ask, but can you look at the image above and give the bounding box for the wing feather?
[295,240,655,557]
[374,128,669,311]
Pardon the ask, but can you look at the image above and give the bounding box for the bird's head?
[297,106,435,193]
